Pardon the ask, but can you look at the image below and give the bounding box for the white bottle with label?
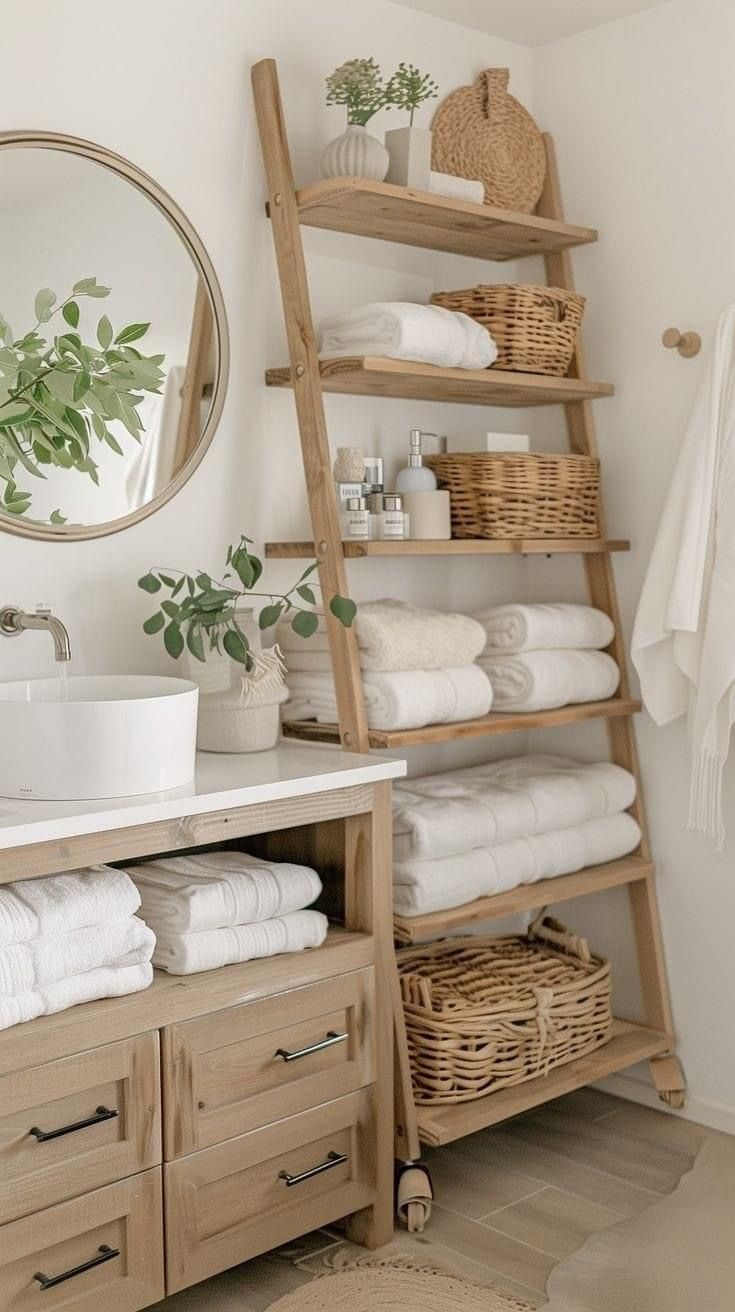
[395,429,438,492]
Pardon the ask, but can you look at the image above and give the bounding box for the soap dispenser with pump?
[395,429,437,492]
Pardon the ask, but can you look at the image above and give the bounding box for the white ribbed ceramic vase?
[320,124,389,181]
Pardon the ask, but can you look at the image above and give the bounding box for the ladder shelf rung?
[266,538,629,559]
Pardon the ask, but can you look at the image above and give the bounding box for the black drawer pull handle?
[29,1105,118,1143]
[33,1244,120,1290]
[275,1030,348,1062]
[279,1150,348,1187]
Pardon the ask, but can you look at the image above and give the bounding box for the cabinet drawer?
[162,967,375,1157]
[0,1033,161,1224]
[0,1167,164,1312]
[165,1088,376,1292]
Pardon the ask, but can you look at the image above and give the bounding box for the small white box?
[445,432,531,454]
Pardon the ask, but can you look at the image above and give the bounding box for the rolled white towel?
[0,956,153,1032]
[429,170,484,204]
[478,649,620,712]
[474,602,615,654]
[0,916,155,996]
[279,599,487,673]
[284,665,493,731]
[153,909,329,976]
[0,868,140,949]
[319,301,496,370]
[128,852,321,935]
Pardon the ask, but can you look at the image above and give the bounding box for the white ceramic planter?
[385,126,432,189]
[320,124,389,181]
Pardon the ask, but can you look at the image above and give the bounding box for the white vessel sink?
[0,675,199,801]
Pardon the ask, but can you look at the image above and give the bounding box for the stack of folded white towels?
[0,867,154,1031]
[319,302,497,370]
[280,599,493,731]
[473,603,620,712]
[392,754,641,917]
[125,851,327,975]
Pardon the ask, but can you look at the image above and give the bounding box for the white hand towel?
[0,916,154,996]
[153,909,329,975]
[474,602,615,653]
[479,649,620,712]
[279,599,487,673]
[128,852,321,935]
[284,665,493,731]
[392,754,636,862]
[318,302,496,370]
[0,867,140,949]
[0,957,153,1032]
[393,812,642,917]
[429,171,485,204]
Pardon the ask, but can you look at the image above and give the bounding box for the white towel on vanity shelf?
[392,755,637,862]
[429,171,485,204]
[0,916,155,996]
[393,812,642,917]
[478,649,620,712]
[0,867,140,949]
[474,603,615,654]
[318,302,497,370]
[128,851,321,935]
[152,909,329,975]
[0,957,154,1032]
[284,665,493,731]
[278,599,487,673]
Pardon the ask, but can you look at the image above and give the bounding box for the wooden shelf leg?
[649,1054,687,1109]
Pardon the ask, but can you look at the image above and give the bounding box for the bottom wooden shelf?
[415,1019,670,1147]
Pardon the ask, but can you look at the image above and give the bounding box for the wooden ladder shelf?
[252,57,685,1228]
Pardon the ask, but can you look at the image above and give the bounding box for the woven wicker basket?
[431,284,585,376]
[424,451,600,540]
[397,914,613,1106]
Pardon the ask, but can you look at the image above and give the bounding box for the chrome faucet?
[0,604,72,662]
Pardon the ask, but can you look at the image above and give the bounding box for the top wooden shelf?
[293,177,598,262]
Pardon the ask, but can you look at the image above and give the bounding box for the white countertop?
[0,742,406,851]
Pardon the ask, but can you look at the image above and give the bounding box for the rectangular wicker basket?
[425,451,601,539]
[431,283,585,376]
[397,914,613,1106]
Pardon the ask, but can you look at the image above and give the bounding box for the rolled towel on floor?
[279,599,487,673]
[429,170,484,204]
[0,916,155,996]
[479,649,620,712]
[0,956,154,1032]
[474,602,615,653]
[0,867,140,949]
[318,301,497,370]
[153,909,329,975]
[392,754,636,862]
[393,812,642,917]
[128,852,322,935]
[284,665,493,731]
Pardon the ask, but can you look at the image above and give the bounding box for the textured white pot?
[320,124,389,181]
[385,126,432,189]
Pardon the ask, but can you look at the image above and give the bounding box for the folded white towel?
[128,852,321,935]
[474,603,615,654]
[479,650,620,712]
[284,665,493,731]
[153,909,329,975]
[393,812,642,916]
[392,754,636,862]
[319,302,496,370]
[0,916,154,996]
[0,868,140,949]
[429,170,484,204]
[0,957,154,1032]
[279,599,487,673]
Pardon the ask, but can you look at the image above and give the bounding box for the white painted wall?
[533,0,735,1126]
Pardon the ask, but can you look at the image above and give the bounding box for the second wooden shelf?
[266,538,630,559]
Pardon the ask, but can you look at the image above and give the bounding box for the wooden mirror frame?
[0,131,230,541]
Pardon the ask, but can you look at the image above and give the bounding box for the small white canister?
[402,489,452,540]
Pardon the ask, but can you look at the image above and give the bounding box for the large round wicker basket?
[431,284,585,376]
[397,915,613,1106]
[424,452,601,540]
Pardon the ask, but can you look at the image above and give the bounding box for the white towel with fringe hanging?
[632,303,735,847]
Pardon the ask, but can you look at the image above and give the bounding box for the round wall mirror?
[0,133,229,540]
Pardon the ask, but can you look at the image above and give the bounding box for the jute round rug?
[266,1253,535,1311]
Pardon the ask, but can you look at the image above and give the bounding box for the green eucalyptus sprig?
[138,535,356,670]
[385,62,439,126]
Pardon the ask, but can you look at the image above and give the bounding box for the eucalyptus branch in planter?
[138,535,356,670]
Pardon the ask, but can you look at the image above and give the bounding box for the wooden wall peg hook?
[662,327,702,358]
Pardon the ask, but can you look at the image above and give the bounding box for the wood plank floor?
[151,1090,716,1311]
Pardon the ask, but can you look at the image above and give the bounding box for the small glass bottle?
[380,493,409,540]
[341,495,371,540]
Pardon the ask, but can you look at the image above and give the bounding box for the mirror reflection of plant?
[138,535,356,668]
[0,278,166,521]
